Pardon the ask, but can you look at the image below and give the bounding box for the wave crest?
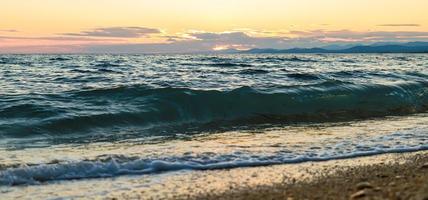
[1,81,428,137]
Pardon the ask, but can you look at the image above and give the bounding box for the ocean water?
[0,54,427,196]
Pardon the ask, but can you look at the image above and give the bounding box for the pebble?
[421,163,428,169]
[350,190,368,199]
[377,174,388,178]
[356,182,374,190]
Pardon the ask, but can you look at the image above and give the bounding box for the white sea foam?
[1,126,427,186]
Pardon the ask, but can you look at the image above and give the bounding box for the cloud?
[0,35,125,52]
[191,32,251,41]
[2,28,428,53]
[83,30,428,53]
[0,35,124,41]
[186,30,428,49]
[62,27,161,38]
[377,24,420,27]
[190,31,292,49]
[84,31,288,53]
[288,29,428,42]
[84,31,321,53]
[0,29,18,32]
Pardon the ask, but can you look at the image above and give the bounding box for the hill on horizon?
[234,42,428,54]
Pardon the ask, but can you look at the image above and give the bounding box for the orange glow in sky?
[1,0,427,53]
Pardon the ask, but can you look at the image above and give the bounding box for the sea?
[0,54,427,198]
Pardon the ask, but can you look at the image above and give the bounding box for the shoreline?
[111,151,428,200]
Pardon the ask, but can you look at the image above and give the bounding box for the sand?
[110,151,428,200]
[195,152,428,200]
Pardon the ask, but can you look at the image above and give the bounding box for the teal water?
[0,54,427,187]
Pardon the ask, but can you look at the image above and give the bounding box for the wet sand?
[111,151,428,200]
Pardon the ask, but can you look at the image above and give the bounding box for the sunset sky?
[1,0,428,53]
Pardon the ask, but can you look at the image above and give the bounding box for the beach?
[111,151,428,200]
[2,0,428,199]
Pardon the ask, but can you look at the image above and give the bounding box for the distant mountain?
[238,42,428,54]
[338,44,428,53]
[321,44,363,50]
[404,42,428,47]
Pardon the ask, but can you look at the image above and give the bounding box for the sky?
[1,0,428,53]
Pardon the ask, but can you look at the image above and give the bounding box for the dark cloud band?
[377,24,420,27]
[62,27,161,38]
